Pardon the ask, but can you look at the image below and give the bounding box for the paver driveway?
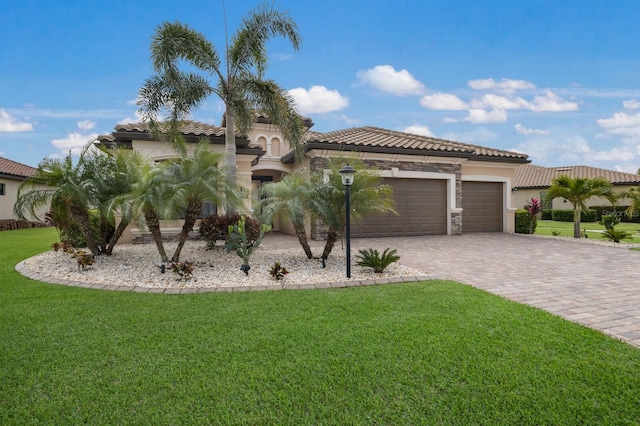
[271,233,640,348]
[357,233,640,348]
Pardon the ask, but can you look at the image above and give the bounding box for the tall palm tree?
[260,169,314,259]
[163,138,240,262]
[108,151,172,262]
[546,175,615,238]
[308,160,397,261]
[138,3,305,188]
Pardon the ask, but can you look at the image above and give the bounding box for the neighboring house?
[513,164,640,209]
[0,157,37,221]
[97,117,530,240]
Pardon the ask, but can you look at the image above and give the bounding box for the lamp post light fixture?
[339,164,356,278]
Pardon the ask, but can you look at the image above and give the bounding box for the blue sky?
[3,0,640,173]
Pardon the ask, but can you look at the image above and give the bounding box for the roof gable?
[0,157,36,179]
[514,164,640,188]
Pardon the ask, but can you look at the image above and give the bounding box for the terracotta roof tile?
[514,164,640,188]
[115,121,228,137]
[304,126,529,161]
[0,157,36,179]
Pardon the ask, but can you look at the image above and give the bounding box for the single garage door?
[462,181,503,232]
[352,178,447,237]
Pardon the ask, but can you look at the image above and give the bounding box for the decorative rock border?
[15,260,434,294]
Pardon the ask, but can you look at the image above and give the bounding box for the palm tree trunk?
[145,209,169,262]
[573,205,581,238]
[321,228,339,260]
[225,108,237,213]
[69,202,100,256]
[104,217,130,255]
[172,200,202,262]
[293,221,313,259]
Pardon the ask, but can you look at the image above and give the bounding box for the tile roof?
[302,126,529,162]
[514,164,640,188]
[0,157,36,179]
[114,121,228,138]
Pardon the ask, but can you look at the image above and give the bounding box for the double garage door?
[351,178,503,237]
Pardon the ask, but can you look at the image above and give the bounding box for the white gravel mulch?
[21,241,425,289]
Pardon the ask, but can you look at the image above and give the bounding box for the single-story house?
[0,157,37,221]
[513,164,640,209]
[97,116,530,240]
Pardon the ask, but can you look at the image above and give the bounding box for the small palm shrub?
[551,230,562,236]
[356,248,400,273]
[602,228,630,243]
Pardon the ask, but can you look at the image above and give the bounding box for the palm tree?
[14,147,103,255]
[308,160,397,260]
[622,186,640,221]
[546,175,615,238]
[108,151,172,262]
[163,138,240,262]
[138,3,305,188]
[260,169,314,259]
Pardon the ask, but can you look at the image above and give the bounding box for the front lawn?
[536,219,640,243]
[1,228,640,424]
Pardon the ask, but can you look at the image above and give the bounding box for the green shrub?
[550,209,597,222]
[200,213,261,249]
[515,209,532,234]
[225,216,271,275]
[355,248,400,273]
[591,206,640,223]
[599,214,620,230]
[541,209,552,220]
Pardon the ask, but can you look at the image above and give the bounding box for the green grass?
[2,228,640,424]
[536,219,640,243]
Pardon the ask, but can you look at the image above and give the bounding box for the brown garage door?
[352,178,447,237]
[462,181,503,232]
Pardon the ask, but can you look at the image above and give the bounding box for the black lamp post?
[339,164,356,278]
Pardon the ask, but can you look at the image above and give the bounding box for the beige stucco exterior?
[0,178,23,220]
[513,185,634,211]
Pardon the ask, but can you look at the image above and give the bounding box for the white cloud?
[529,90,579,112]
[514,124,550,135]
[468,78,536,93]
[441,127,499,144]
[288,85,349,115]
[356,65,425,96]
[442,117,459,123]
[337,114,360,125]
[0,109,34,132]
[597,111,640,141]
[77,120,96,130]
[272,52,293,60]
[127,96,143,106]
[463,109,507,123]
[471,94,530,110]
[118,110,145,125]
[402,124,434,137]
[420,93,467,110]
[51,132,99,156]
[623,99,640,110]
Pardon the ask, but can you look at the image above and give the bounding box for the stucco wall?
[514,185,635,211]
[0,178,22,220]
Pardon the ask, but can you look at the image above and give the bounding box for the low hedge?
[515,209,533,234]
[590,205,640,223]
[550,209,597,223]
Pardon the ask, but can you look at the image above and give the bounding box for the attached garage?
[462,181,503,232]
[352,178,447,237]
